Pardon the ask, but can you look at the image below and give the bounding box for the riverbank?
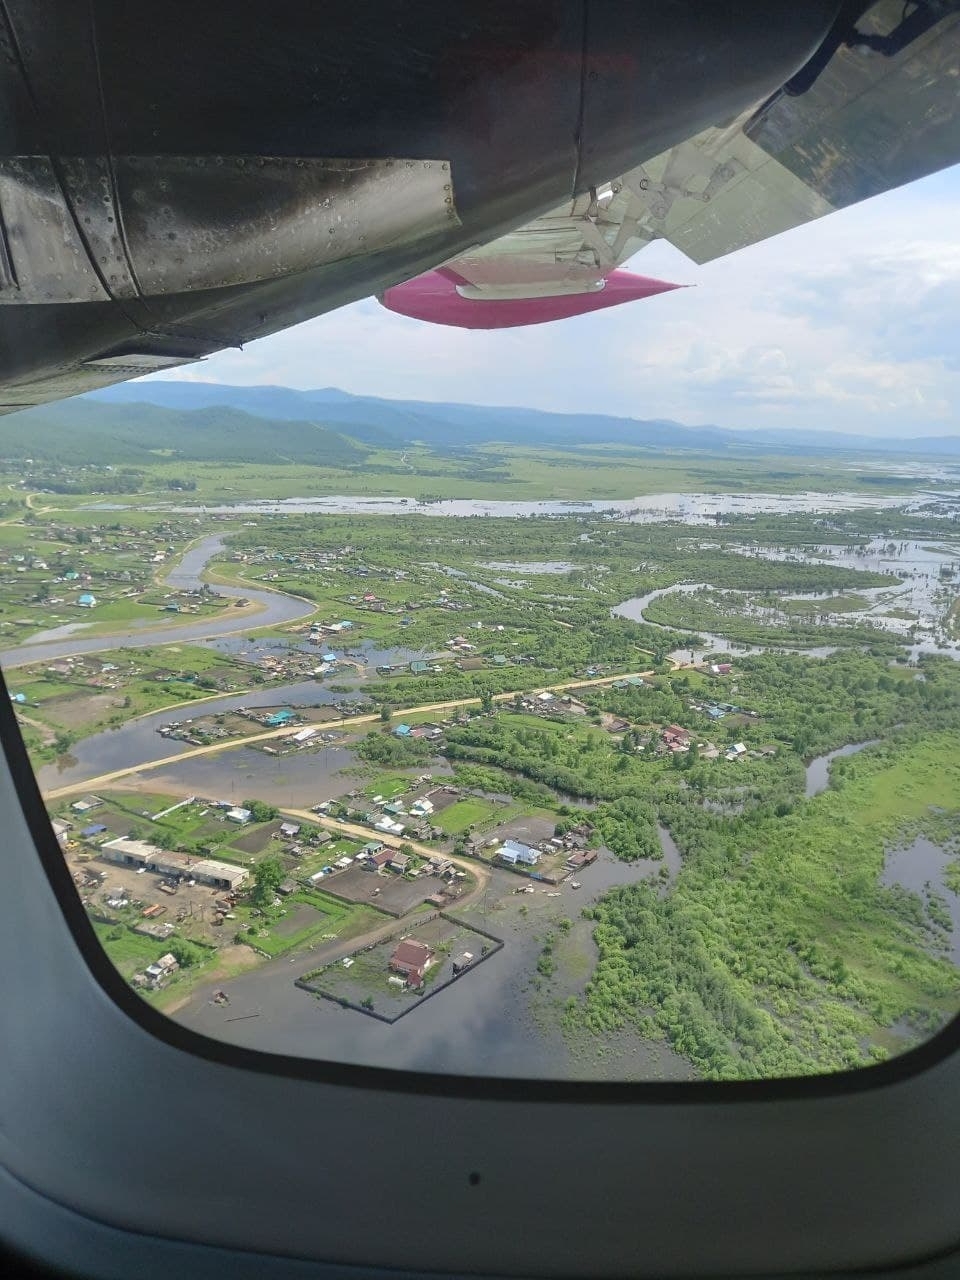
[0,533,317,667]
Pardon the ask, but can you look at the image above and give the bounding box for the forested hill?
[3,380,959,459]
[0,399,367,467]
[87,380,960,456]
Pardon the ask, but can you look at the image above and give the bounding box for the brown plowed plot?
[489,814,556,847]
[40,692,119,729]
[227,825,279,855]
[272,902,324,938]
[414,787,459,813]
[322,865,433,915]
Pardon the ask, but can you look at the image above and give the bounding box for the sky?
[154,164,960,438]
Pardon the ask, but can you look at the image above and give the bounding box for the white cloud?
[154,164,960,436]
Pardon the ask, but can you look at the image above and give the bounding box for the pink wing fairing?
[380,267,684,330]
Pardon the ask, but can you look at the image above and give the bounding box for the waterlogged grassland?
[571,735,960,1080]
[644,588,901,651]
[0,447,935,507]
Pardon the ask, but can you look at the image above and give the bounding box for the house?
[80,823,108,839]
[393,723,412,737]
[409,660,429,674]
[277,879,298,896]
[536,690,555,703]
[362,841,385,856]
[265,709,294,727]
[452,951,475,975]
[226,807,252,824]
[50,819,71,848]
[409,799,434,817]
[374,818,406,835]
[388,852,411,873]
[70,794,104,814]
[365,850,392,871]
[500,838,540,866]
[389,938,434,987]
[77,593,97,608]
[279,821,301,838]
[143,953,179,988]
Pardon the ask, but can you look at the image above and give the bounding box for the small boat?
[569,880,582,889]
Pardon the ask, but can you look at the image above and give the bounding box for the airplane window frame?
[7,666,960,1104]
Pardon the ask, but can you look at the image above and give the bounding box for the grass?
[233,889,384,958]
[434,797,501,834]
[92,920,169,978]
[362,773,413,800]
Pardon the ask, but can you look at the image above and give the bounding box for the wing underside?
[383,0,960,328]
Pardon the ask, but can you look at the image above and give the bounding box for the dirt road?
[44,667,671,800]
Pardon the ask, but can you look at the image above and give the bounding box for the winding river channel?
[0,535,314,667]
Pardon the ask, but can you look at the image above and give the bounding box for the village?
[38,639,775,1021]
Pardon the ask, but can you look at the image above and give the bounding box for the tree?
[252,856,285,911]
[479,687,494,714]
[379,704,393,723]
[243,799,279,823]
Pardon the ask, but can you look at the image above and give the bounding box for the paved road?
[43,667,670,800]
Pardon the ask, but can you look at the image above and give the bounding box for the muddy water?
[171,848,693,1080]
[34,677,369,792]
[804,741,878,799]
[94,490,923,521]
[883,837,960,964]
[1,535,313,666]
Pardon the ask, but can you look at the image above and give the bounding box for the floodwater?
[882,837,960,964]
[86,490,930,522]
[0,535,313,666]
[34,677,365,791]
[804,741,879,798]
[611,583,842,658]
[478,560,578,574]
[170,847,693,1080]
[612,529,960,661]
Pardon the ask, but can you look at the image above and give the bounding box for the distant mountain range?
[0,380,956,461]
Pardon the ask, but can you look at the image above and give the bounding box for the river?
[0,535,314,667]
[804,741,878,798]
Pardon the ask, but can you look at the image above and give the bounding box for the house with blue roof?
[393,723,412,737]
[265,708,295,727]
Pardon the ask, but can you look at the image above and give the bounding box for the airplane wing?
[382,0,960,328]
